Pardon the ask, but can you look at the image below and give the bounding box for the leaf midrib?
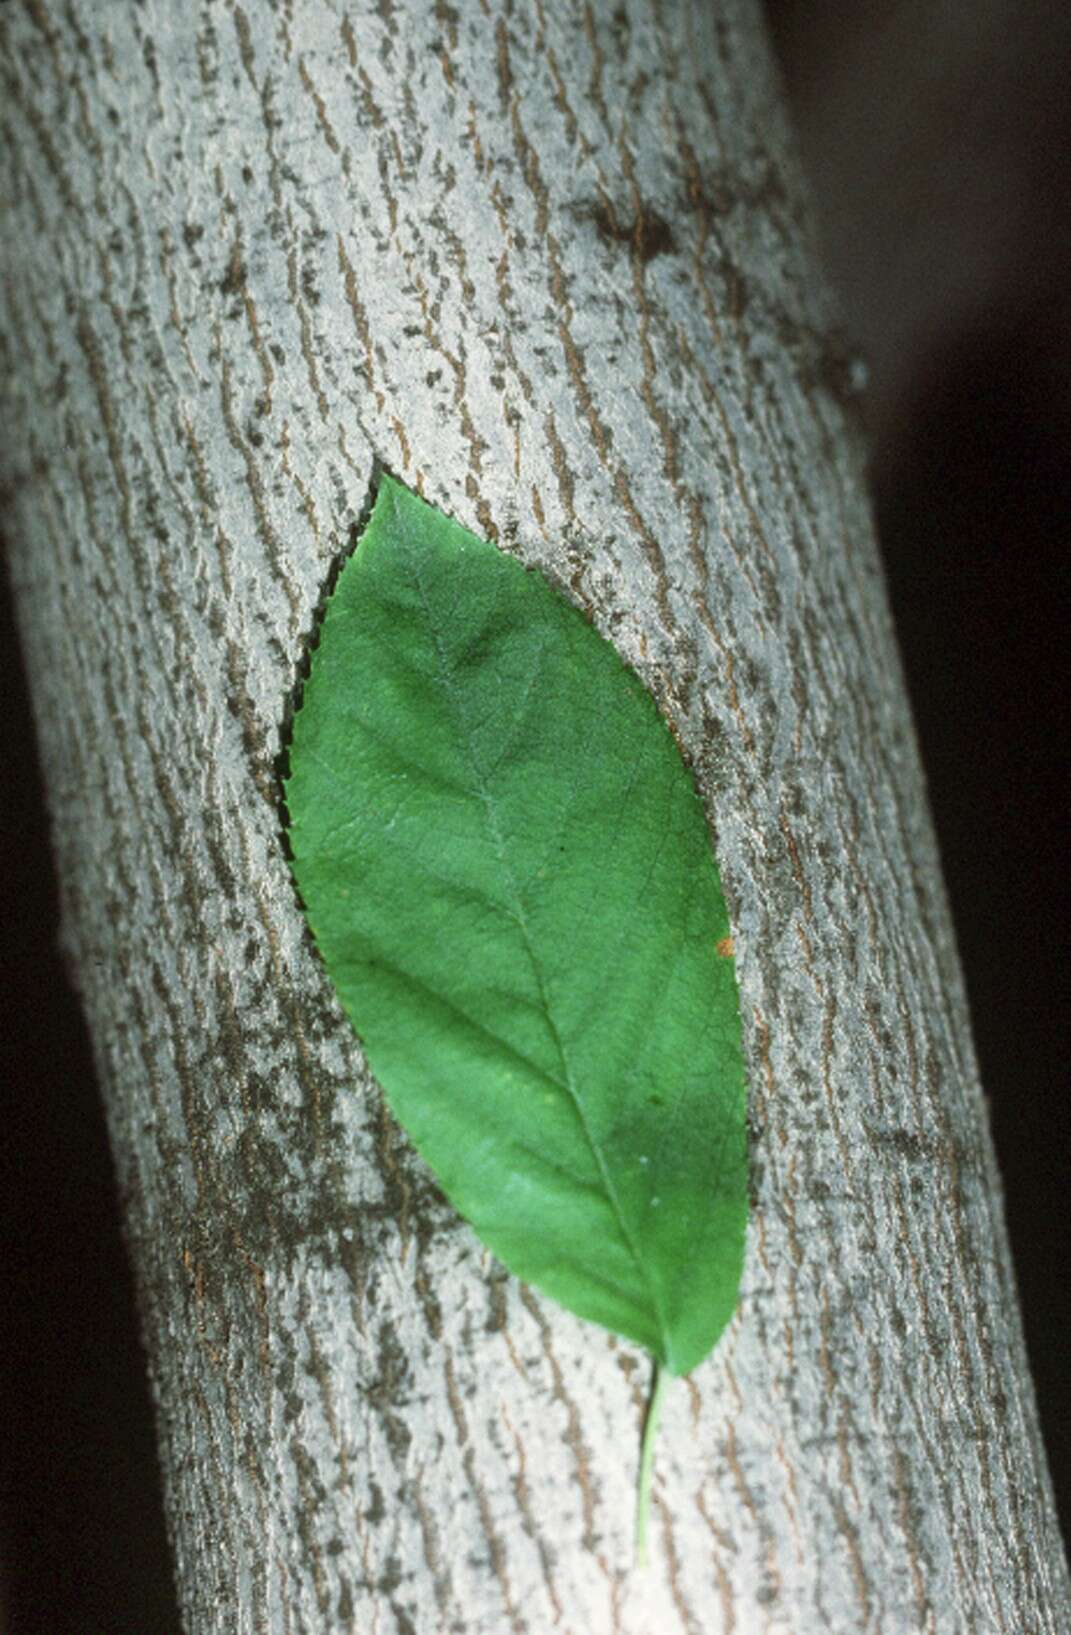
[399,503,669,1359]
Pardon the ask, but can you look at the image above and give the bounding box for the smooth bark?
[1,2,1065,1630]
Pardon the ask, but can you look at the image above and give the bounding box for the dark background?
[1,4,1067,1627]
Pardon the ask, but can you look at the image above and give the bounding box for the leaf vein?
[397,497,668,1355]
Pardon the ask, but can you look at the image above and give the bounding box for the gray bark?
[0,2,1065,1632]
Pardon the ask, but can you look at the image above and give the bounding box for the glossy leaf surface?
[285,476,747,1376]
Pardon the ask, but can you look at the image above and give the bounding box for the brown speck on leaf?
[717,936,735,959]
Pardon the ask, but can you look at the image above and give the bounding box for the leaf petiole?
[634,1358,668,1568]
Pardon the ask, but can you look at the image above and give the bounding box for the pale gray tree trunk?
[0,2,1065,1631]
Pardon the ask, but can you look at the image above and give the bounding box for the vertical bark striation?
[0,1,1065,1630]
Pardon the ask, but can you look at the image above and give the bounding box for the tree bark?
[0,1,1064,1631]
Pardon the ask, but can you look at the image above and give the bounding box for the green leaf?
[285,475,747,1382]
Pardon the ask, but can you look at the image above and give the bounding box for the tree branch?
[0,1,1064,1630]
